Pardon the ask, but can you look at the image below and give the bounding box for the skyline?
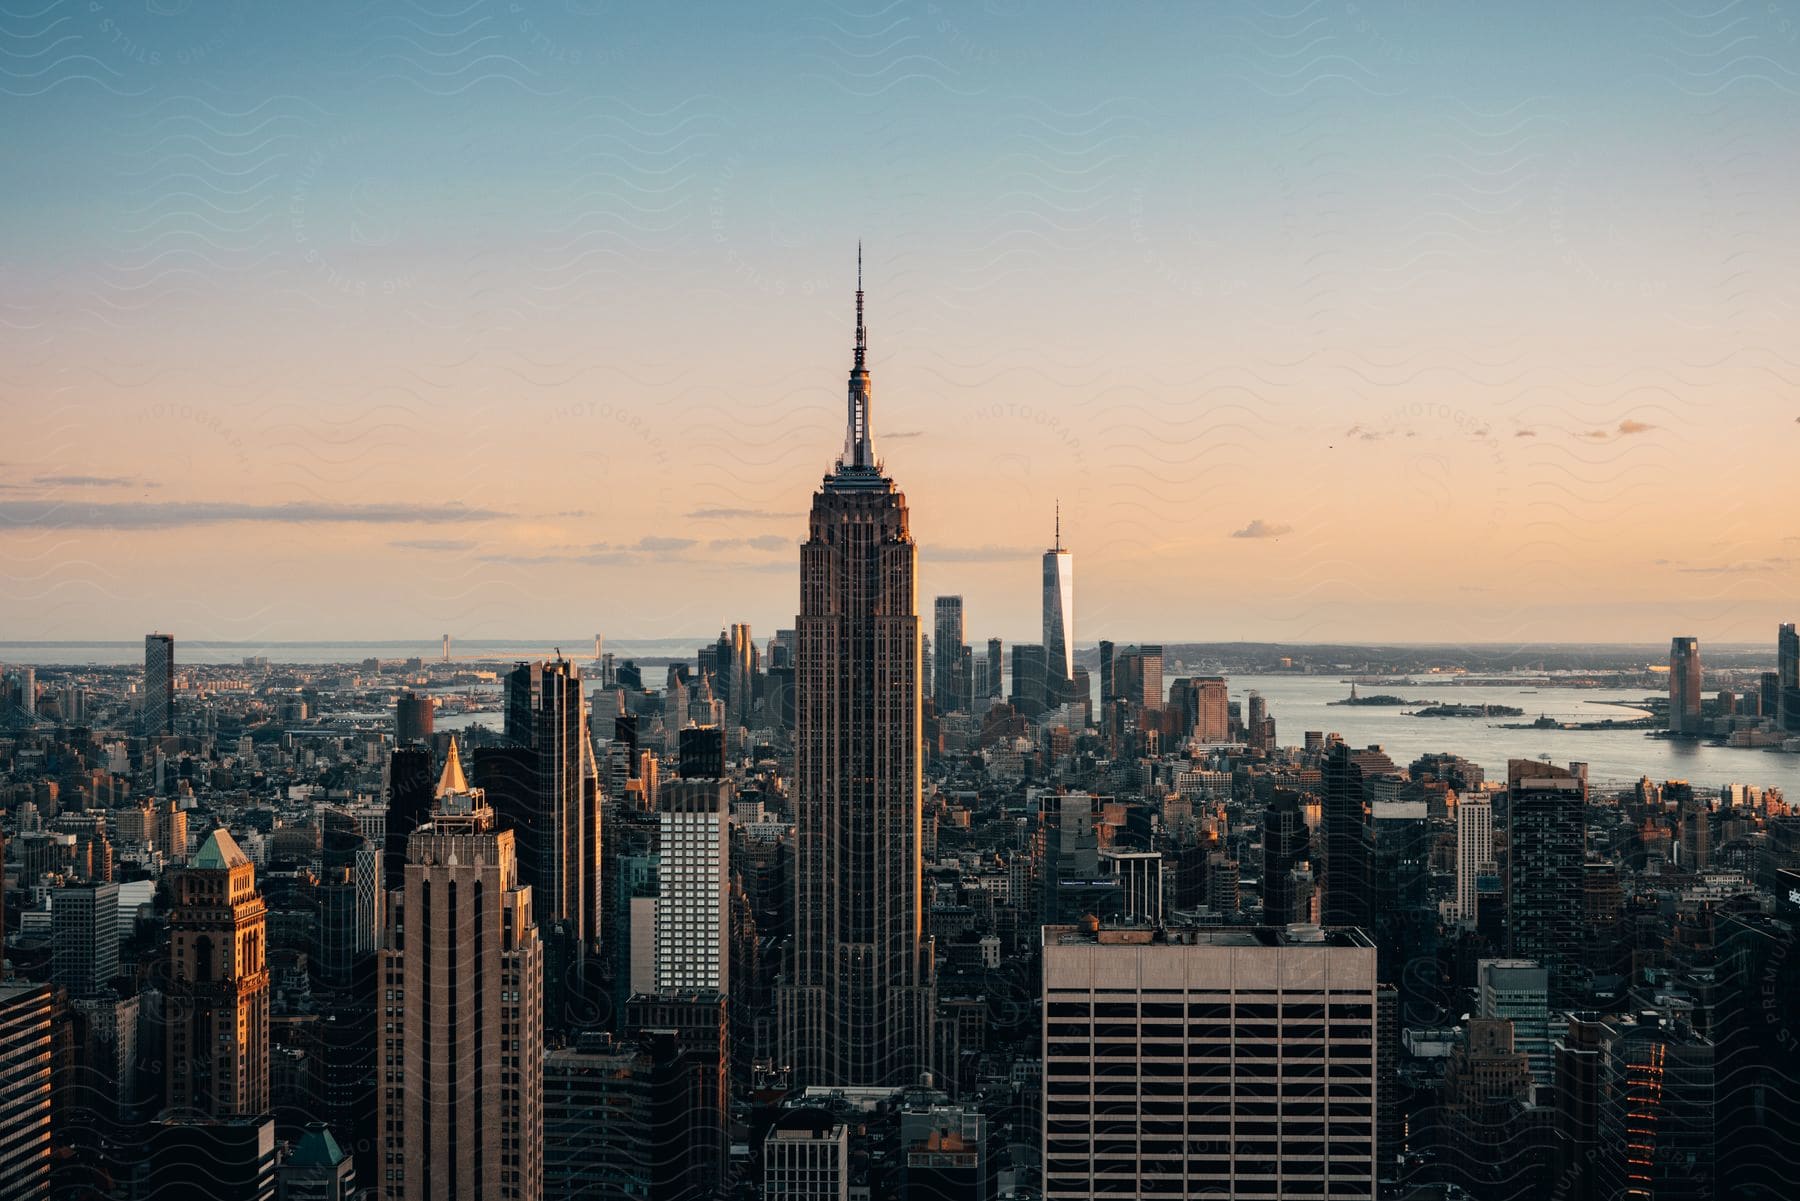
[6,1,1799,642]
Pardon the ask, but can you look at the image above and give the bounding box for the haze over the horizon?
[5,1,1796,645]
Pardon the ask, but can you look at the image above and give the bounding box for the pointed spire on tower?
[1055,499,1062,552]
[839,243,878,474]
[435,736,469,800]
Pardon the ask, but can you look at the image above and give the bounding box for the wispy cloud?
[390,538,476,552]
[32,474,158,488]
[923,544,1037,563]
[1231,519,1293,540]
[0,500,509,531]
[636,535,697,552]
[710,534,791,552]
[1581,420,1656,441]
[880,430,926,441]
[686,507,802,521]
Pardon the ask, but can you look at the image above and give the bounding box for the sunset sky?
[4,1,1797,646]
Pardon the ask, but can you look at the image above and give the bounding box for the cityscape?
[6,3,1800,1201]
[3,273,1798,1199]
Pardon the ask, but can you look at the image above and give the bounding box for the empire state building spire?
[840,243,878,473]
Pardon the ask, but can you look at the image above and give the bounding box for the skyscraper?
[0,982,52,1201]
[1505,760,1586,1005]
[377,740,544,1201]
[1668,635,1702,734]
[1261,788,1312,925]
[499,658,600,951]
[1455,793,1496,927]
[933,596,966,712]
[50,882,119,997]
[655,778,731,994]
[165,828,271,1119]
[144,632,174,736]
[1321,742,1397,930]
[782,254,933,1088]
[394,690,434,746]
[1779,622,1799,730]
[1042,505,1074,701]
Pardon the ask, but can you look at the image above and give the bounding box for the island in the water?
[1330,685,1438,707]
[1406,703,1526,718]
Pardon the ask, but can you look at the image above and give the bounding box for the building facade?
[781,262,934,1089]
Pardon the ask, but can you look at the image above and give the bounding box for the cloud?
[635,535,697,552]
[880,430,926,441]
[1678,557,1793,575]
[33,474,156,488]
[1514,428,1537,438]
[390,538,476,552]
[1231,519,1293,540]
[710,534,792,552]
[1346,424,1385,442]
[1616,419,1654,436]
[685,507,801,521]
[923,545,1037,563]
[0,500,509,531]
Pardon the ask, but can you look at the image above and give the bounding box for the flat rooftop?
[1045,923,1375,950]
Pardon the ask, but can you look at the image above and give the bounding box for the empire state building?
[780,252,935,1088]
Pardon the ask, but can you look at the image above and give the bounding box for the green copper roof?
[191,826,251,871]
[287,1123,348,1167]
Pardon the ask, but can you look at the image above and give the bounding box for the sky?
[3,0,1797,648]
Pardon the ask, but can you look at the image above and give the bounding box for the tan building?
[165,827,270,1118]
[377,739,544,1201]
[1041,923,1378,1200]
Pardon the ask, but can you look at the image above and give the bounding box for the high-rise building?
[383,746,436,890]
[1321,743,1397,930]
[655,779,730,994]
[1041,923,1379,1200]
[1455,794,1496,927]
[499,658,600,952]
[376,740,544,1201]
[394,691,434,746]
[1099,849,1163,926]
[728,622,755,733]
[1505,760,1586,1005]
[1042,505,1074,699]
[1595,1015,1716,1201]
[1097,639,1115,708]
[1009,644,1049,716]
[165,828,270,1119]
[0,982,52,1201]
[1477,959,1552,1093]
[543,1033,652,1201]
[144,632,175,736]
[1261,788,1312,925]
[985,638,1003,703]
[1668,636,1702,734]
[50,882,119,997]
[781,257,934,1089]
[933,596,966,712]
[1112,644,1163,710]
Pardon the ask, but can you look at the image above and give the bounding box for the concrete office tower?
[1042,504,1074,699]
[0,982,53,1201]
[1505,760,1586,1005]
[1477,959,1552,1093]
[765,1109,850,1201]
[1322,743,1398,930]
[501,657,601,951]
[51,882,119,997]
[394,690,434,746]
[782,255,934,1089]
[376,741,544,1201]
[933,596,966,712]
[1456,794,1496,927]
[1041,924,1379,1200]
[144,632,175,736]
[165,828,270,1118]
[655,778,731,993]
[1668,636,1702,733]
